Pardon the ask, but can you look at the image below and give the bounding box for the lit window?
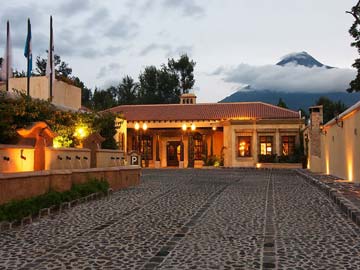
[260,136,273,155]
[193,133,203,160]
[282,136,295,156]
[140,135,153,160]
[237,136,251,157]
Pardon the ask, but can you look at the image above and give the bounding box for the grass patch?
[0,178,109,222]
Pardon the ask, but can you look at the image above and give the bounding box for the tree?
[138,65,180,104]
[157,65,180,103]
[92,88,116,111]
[168,54,196,94]
[94,112,118,149]
[117,76,139,105]
[138,66,161,104]
[13,70,26,78]
[347,1,360,92]
[277,98,288,108]
[315,96,347,123]
[35,54,72,79]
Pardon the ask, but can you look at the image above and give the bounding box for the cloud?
[139,43,192,57]
[0,4,45,52]
[96,62,122,79]
[163,0,205,17]
[84,7,110,28]
[139,43,171,56]
[105,18,139,40]
[126,0,155,15]
[166,45,193,57]
[217,64,356,93]
[103,45,126,56]
[58,0,92,17]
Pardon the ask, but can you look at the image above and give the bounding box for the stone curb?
[0,189,112,232]
[295,169,360,227]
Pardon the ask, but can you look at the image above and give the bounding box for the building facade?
[306,101,360,183]
[108,94,304,168]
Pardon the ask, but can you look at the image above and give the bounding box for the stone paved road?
[1,169,360,269]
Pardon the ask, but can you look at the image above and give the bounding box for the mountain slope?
[219,52,353,109]
[220,89,360,110]
[276,51,332,69]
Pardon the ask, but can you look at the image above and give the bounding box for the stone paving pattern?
[1,169,360,269]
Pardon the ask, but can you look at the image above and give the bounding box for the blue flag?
[24,19,32,76]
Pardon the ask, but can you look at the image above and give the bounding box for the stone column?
[188,134,194,168]
[275,129,280,157]
[253,130,258,163]
[155,134,160,168]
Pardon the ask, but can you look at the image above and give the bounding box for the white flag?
[0,21,13,81]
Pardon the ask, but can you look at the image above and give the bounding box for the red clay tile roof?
[106,102,300,121]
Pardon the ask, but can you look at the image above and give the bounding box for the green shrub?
[258,154,278,163]
[0,178,109,222]
[202,155,222,166]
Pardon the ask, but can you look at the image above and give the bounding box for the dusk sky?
[0,0,357,102]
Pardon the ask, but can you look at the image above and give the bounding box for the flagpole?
[26,18,30,96]
[49,16,53,101]
[6,21,9,92]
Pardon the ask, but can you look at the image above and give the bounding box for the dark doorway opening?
[167,141,181,166]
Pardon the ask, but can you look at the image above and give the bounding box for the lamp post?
[142,123,148,167]
[188,123,196,168]
[134,122,140,152]
[180,124,186,167]
[134,122,149,167]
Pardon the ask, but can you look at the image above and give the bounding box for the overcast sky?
[0,0,358,102]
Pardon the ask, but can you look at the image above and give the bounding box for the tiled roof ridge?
[106,101,299,115]
[112,101,263,108]
[257,102,300,115]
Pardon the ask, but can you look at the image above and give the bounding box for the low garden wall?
[0,145,35,173]
[45,147,91,170]
[0,166,141,205]
[95,149,125,168]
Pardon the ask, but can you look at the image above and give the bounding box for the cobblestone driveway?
[1,169,360,269]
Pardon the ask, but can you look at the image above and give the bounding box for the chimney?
[309,105,323,157]
[180,93,196,104]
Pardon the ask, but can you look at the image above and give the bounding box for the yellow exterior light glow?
[347,156,353,182]
[53,139,62,148]
[191,123,196,131]
[212,126,217,131]
[142,123,147,131]
[135,122,140,130]
[74,125,89,140]
[182,124,187,131]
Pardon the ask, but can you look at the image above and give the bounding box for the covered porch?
[125,121,224,168]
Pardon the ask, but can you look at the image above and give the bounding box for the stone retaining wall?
[257,163,302,169]
[0,166,141,205]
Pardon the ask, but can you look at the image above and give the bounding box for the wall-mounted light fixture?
[20,149,26,160]
[335,116,343,128]
[182,123,187,131]
[319,122,327,135]
[191,123,196,131]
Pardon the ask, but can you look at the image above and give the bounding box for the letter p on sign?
[131,156,138,165]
